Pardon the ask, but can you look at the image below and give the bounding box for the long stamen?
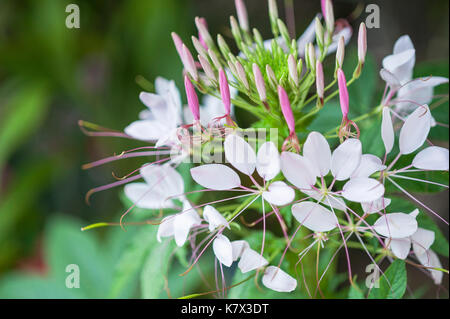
[85,174,141,204]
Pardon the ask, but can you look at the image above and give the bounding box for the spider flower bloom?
[278,85,300,152]
[337,68,359,141]
[184,75,200,122]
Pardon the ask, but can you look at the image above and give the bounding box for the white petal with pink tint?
[352,154,386,178]
[262,266,297,292]
[381,107,395,155]
[124,120,168,141]
[373,213,418,239]
[302,189,347,212]
[124,183,173,209]
[203,205,230,232]
[380,69,401,89]
[213,234,233,267]
[231,240,250,262]
[238,248,268,273]
[388,238,411,260]
[412,146,449,170]
[256,141,280,180]
[173,201,201,247]
[292,202,337,232]
[280,152,316,190]
[190,164,241,190]
[361,197,391,214]
[303,131,331,177]
[342,178,385,203]
[224,134,256,175]
[399,105,431,155]
[331,138,362,181]
[411,227,435,256]
[415,250,443,285]
[262,181,295,206]
[157,215,175,242]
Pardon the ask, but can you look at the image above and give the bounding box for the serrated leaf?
[368,259,407,299]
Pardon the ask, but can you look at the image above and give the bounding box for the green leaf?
[368,259,407,299]
[141,241,175,298]
[348,283,365,299]
[108,225,158,298]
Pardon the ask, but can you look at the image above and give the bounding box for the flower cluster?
[81,0,449,297]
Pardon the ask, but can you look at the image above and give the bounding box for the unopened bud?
[277,19,291,48]
[268,0,279,35]
[278,85,295,134]
[235,0,249,31]
[337,68,349,118]
[195,17,214,49]
[184,75,200,121]
[307,43,316,71]
[315,17,324,49]
[219,69,231,115]
[182,44,198,81]
[230,16,243,45]
[192,36,208,60]
[358,22,367,65]
[235,61,249,90]
[208,49,222,70]
[198,55,216,81]
[253,63,266,101]
[171,32,185,62]
[335,36,345,70]
[325,0,334,34]
[217,34,231,58]
[316,60,324,104]
[266,65,278,89]
[288,54,299,86]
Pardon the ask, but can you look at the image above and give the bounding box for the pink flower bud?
[253,63,266,101]
[235,0,249,31]
[171,32,185,61]
[184,75,200,121]
[278,85,295,134]
[316,60,324,100]
[325,0,334,33]
[337,68,349,118]
[235,61,249,90]
[321,0,327,18]
[182,44,198,81]
[195,17,213,47]
[358,22,367,64]
[219,69,231,115]
[198,55,216,81]
[288,54,299,86]
[336,36,345,68]
[197,17,209,50]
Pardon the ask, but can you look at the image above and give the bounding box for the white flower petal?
[388,238,411,260]
[411,228,435,256]
[361,197,391,214]
[256,142,280,180]
[262,266,297,292]
[399,105,431,155]
[382,49,415,85]
[303,132,331,177]
[352,154,386,178]
[262,181,295,206]
[190,164,241,190]
[203,205,230,232]
[373,212,418,239]
[342,178,385,203]
[415,250,443,285]
[213,234,233,267]
[380,69,401,89]
[412,146,449,171]
[238,248,269,273]
[124,120,167,141]
[224,134,257,176]
[301,189,347,212]
[231,240,250,262]
[173,202,201,247]
[280,152,316,190]
[331,138,362,181]
[124,183,173,209]
[393,35,414,54]
[291,202,338,232]
[381,107,395,155]
[157,215,175,242]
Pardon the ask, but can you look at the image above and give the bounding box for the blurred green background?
[0,0,448,298]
